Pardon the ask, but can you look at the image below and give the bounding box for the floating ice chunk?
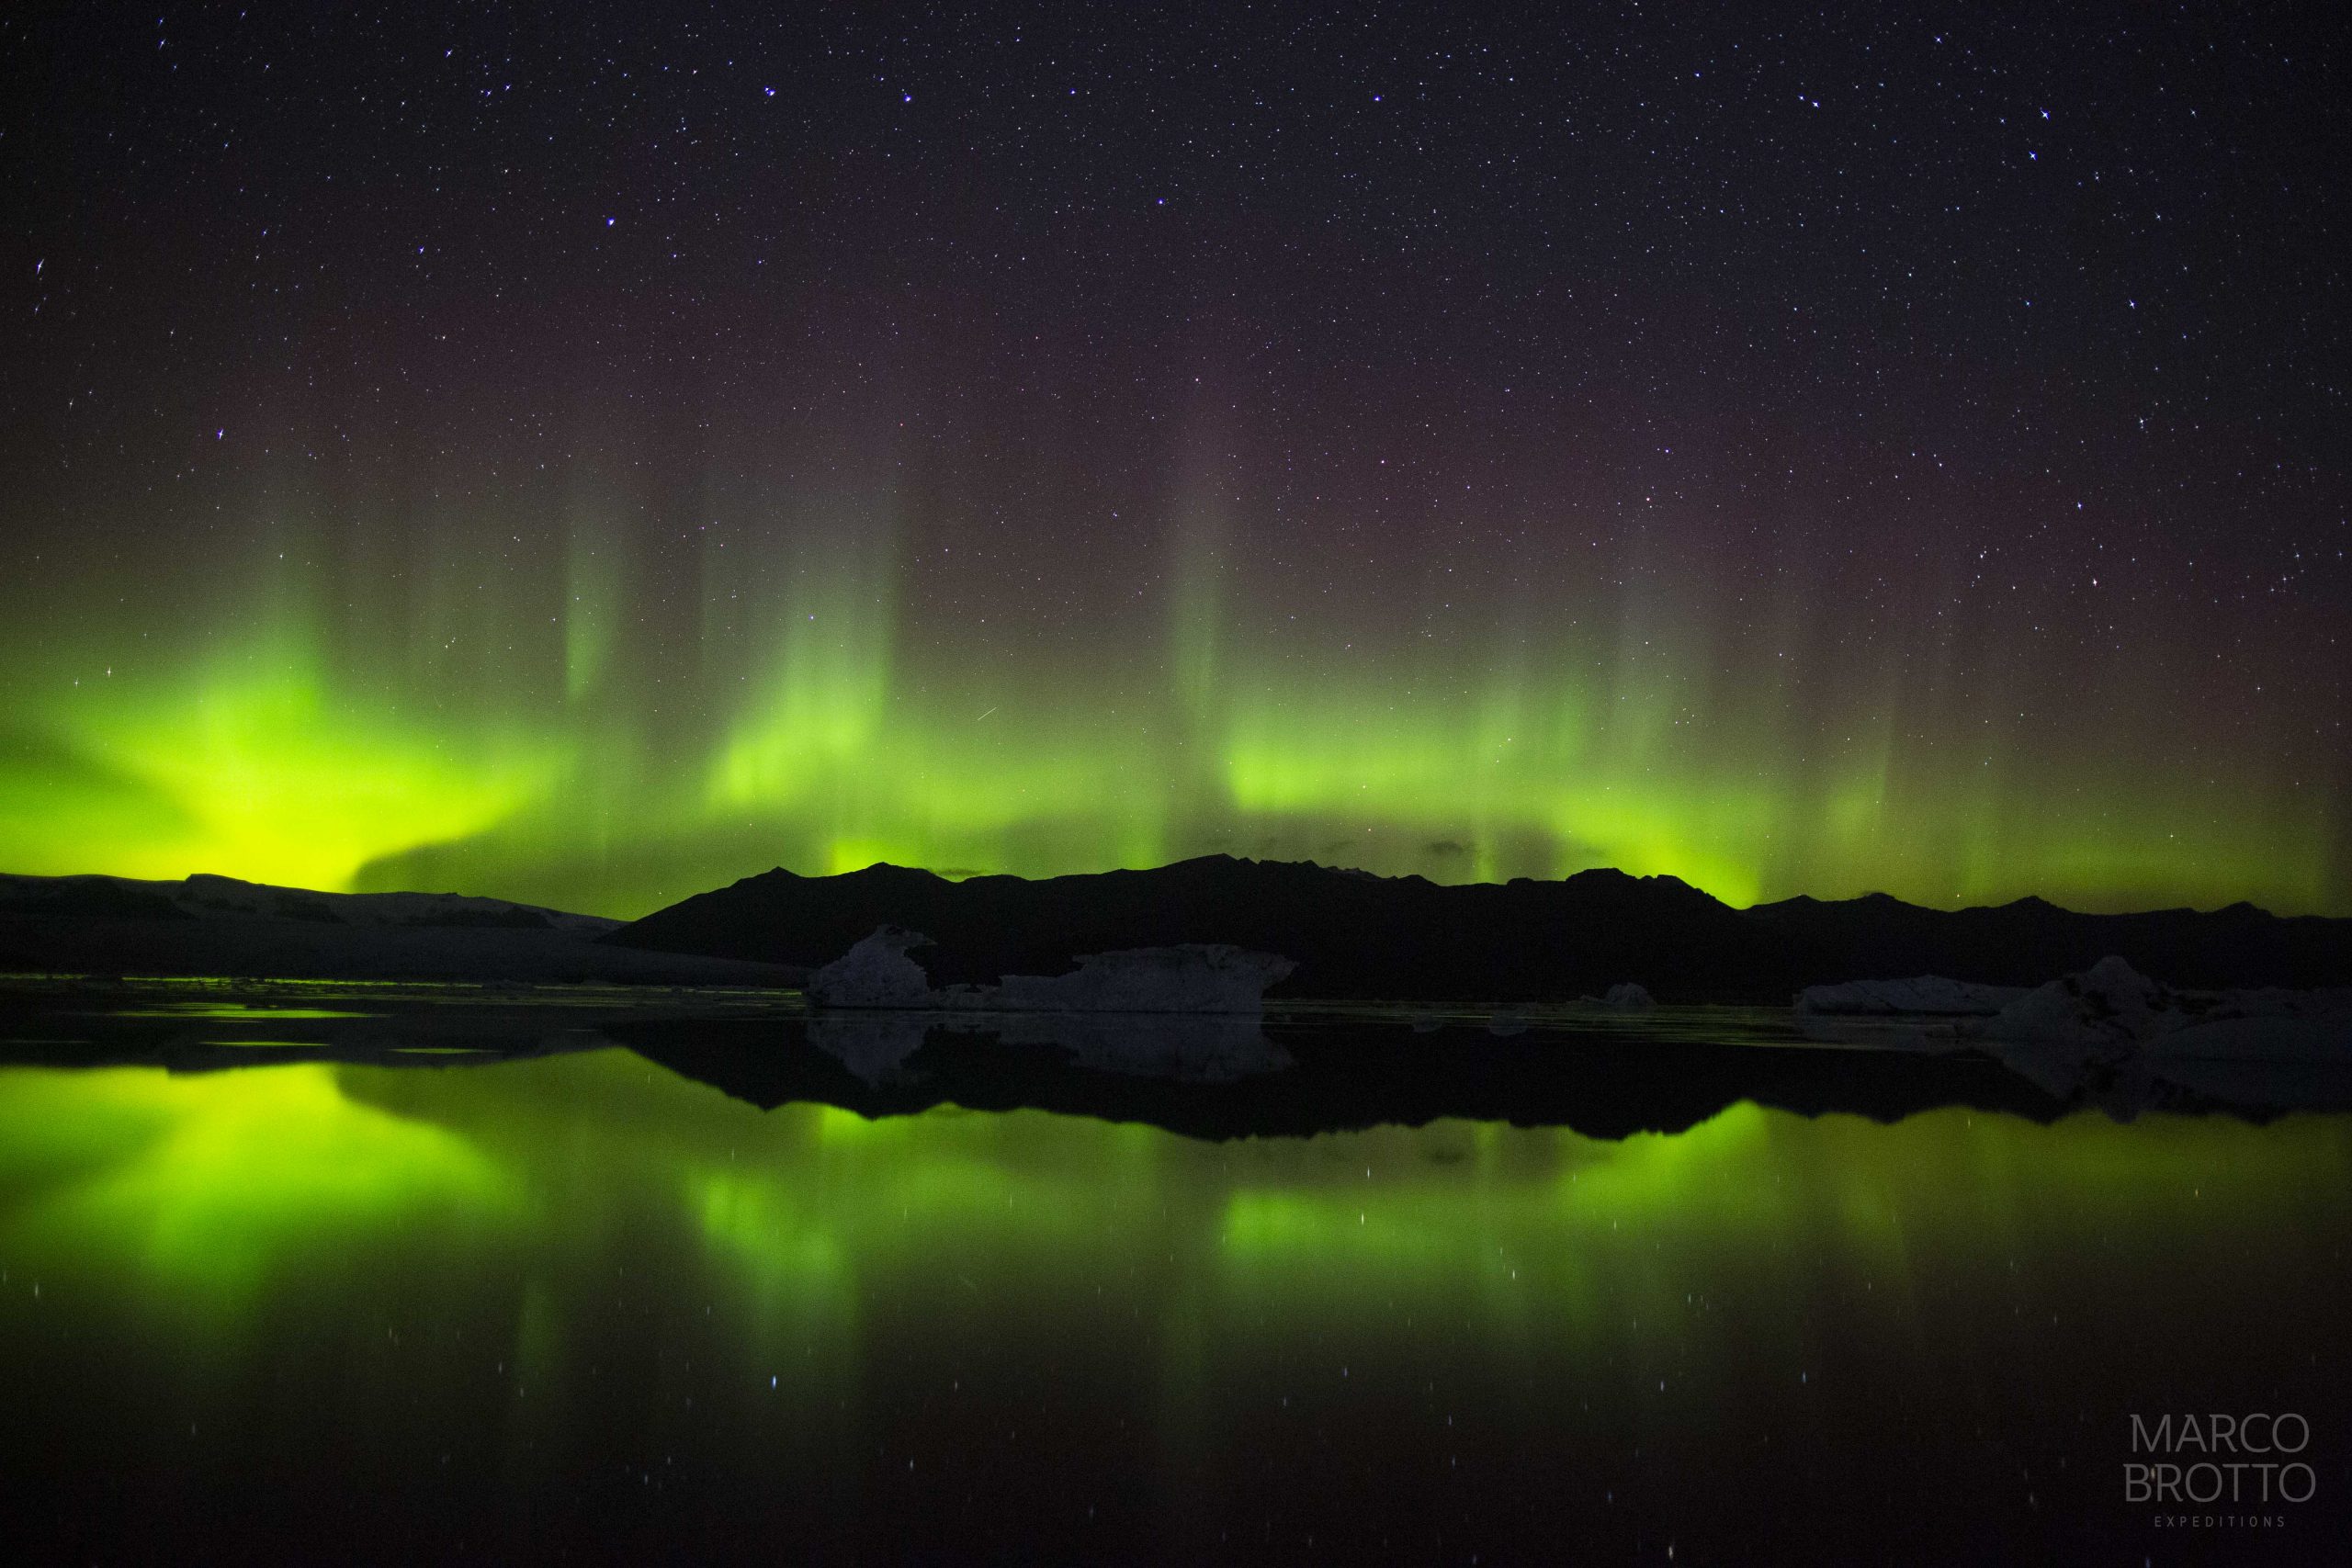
[807,925,937,1009]
[2145,1001,2352,1063]
[807,928,1295,1014]
[1985,954,2170,1052]
[989,945,1295,1015]
[1601,982,1657,1010]
[1980,955,2352,1063]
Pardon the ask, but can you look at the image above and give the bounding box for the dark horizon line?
[7,855,2330,928]
[693,852,2337,923]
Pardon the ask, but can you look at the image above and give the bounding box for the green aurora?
[1,507,2339,919]
[5,3,2348,924]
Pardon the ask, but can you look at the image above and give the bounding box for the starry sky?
[2,4,2346,919]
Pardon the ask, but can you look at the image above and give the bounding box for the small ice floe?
[1979,954,2352,1064]
[801,928,1296,1083]
[806,927,1295,1015]
[1787,956,2352,1111]
[806,926,938,1009]
[1939,956,2352,1115]
[989,945,1296,1015]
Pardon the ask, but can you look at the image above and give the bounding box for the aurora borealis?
[4,6,2346,918]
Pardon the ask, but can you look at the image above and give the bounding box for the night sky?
[3,4,2346,918]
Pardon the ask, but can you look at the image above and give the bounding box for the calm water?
[2,987,2347,1563]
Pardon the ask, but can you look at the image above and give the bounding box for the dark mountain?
[1744,891,2352,991]
[0,871,802,987]
[606,856,1795,1002]
[606,856,2352,1003]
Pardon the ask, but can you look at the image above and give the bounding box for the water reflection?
[803,1011,928,1086]
[806,1010,1295,1087]
[0,1043,2346,1562]
[1799,1011,2352,1121]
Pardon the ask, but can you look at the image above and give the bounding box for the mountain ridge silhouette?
[606,854,2352,1002]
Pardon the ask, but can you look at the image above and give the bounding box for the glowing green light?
[0,519,2335,917]
[0,1064,519,1306]
[3,620,565,895]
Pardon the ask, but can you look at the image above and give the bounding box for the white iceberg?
[806,927,1295,1015]
[989,946,1295,1014]
[807,925,938,1009]
[1601,982,1656,1010]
